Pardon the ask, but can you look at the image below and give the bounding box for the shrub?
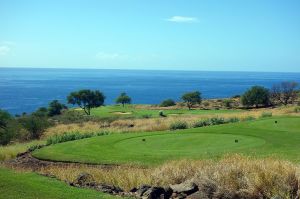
[241,86,270,108]
[223,99,233,108]
[46,131,109,145]
[18,115,51,139]
[294,107,300,113]
[260,112,273,118]
[170,121,188,130]
[243,116,256,121]
[160,99,176,107]
[226,117,240,123]
[210,117,226,125]
[28,144,44,152]
[193,120,211,128]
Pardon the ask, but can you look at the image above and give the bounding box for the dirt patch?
[112,111,132,115]
[5,151,119,171]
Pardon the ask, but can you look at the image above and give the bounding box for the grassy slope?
[33,116,300,165]
[90,104,243,118]
[0,167,116,199]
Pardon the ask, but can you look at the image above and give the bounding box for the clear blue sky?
[0,0,299,72]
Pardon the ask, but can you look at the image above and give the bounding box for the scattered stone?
[130,187,138,193]
[142,187,165,199]
[187,191,209,199]
[136,185,152,197]
[95,184,123,194]
[163,186,173,199]
[73,173,95,186]
[170,181,198,195]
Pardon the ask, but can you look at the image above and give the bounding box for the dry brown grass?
[43,106,299,139]
[10,154,297,198]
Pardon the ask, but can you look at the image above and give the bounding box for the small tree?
[48,100,67,116]
[181,91,202,110]
[271,81,299,105]
[18,115,50,139]
[115,92,131,107]
[160,99,176,107]
[67,89,105,115]
[0,109,22,145]
[241,86,270,108]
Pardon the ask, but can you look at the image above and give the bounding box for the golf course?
[33,116,300,165]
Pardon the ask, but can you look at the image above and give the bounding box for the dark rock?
[96,184,123,194]
[136,185,152,197]
[73,173,95,186]
[130,187,138,193]
[187,191,209,199]
[164,186,173,199]
[170,181,198,195]
[142,187,165,199]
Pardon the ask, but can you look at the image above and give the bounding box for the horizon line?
[0,66,300,74]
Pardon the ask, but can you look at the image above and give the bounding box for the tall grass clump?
[46,131,109,145]
[35,155,300,196]
[260,112,273,118]
[169,121,188,130]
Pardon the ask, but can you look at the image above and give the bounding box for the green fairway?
[0,167,116,199]
[33,117,300,165]
[89,104,243,118]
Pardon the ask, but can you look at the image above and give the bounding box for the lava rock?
[170,181,198,195]
[73,173,95,186]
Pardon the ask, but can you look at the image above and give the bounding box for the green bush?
[18,116,51,139]
[193,120,211,128]
[46,131,109,145]
[170,121,188,130]
[223,99,233,108]
[294,107,300,113]
[243,116,256,121]
[226,117,240,123]
[210,117,226,125]
[260,112,272,118]
[28,144,44,152]
[160,99,176,107]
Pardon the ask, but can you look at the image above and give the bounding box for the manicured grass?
[90,104,243,118]
[0,167,116,199]
[33,116,300,165]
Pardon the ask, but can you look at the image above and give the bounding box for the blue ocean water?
[0,68,300,114]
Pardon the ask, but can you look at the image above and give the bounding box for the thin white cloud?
[166,16,198,23]
[0,45,10,56]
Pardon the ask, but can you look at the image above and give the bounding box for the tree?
[115,92,131,107]
[160,99,176,107]
[271,81,299,105]
[241,86,270,108]
[0,109,11,130]
[48,100,67,116]
[181,91,202,110]
[18,115,50,139]
[67,89,105,115]
[0,109,20,145]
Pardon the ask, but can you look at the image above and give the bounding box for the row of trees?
[241,81,299,108]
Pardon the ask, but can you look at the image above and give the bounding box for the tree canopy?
[241,86,270,108]
[181,91,202,110]
[48,100,67,116]
[67,89,105,115]
[115,92,131,107]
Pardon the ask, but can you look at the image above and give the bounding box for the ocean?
[0,67,300,114]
